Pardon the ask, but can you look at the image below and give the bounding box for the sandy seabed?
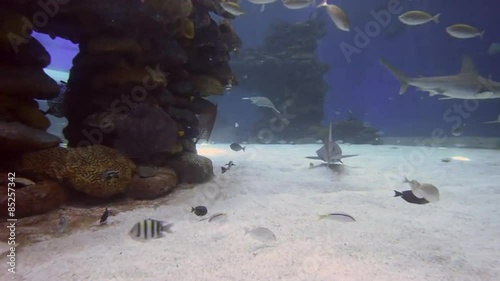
[2,143,500,281]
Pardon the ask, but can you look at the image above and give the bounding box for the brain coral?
[22,145,135,198]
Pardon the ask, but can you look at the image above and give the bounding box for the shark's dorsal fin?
[460,55,477,74]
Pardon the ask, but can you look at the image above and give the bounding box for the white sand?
[4,144,500,281]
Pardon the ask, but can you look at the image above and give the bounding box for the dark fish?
[102,170,120,180]
[129,219,173,240]
[221,161,236,173]
[451,123,464,136]
[191,206,208,216]
[99,208,109,224]
[230,142,245,151]
[394,190,429,205]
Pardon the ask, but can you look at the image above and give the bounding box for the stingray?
[305,122,358,165]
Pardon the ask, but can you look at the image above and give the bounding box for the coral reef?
[231,19,329,142]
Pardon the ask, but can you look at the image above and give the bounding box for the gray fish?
[230,142,245,152]
[129,219,173,241]
[317,212,356,222]
[244,227,276,242]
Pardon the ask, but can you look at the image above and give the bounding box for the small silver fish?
[220,2,245,16]
[317,212,356,222]
[208,212,227,222]
[244,227,276,242]
[129,219,173,241]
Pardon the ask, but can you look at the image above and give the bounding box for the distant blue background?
[36,0,500,137]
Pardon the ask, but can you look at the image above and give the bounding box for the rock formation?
[0,0,242,218]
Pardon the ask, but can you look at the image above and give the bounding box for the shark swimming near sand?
[306,123,357,166]
[379,55,500,100]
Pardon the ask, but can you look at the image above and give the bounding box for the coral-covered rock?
[0,177,68,219]
[22,145,136,198]
[163,153,214,184]
[127,167,177,200]
[0,121,61,155]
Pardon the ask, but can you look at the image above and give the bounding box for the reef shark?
[306,122,357,165]
[379,55,500,100]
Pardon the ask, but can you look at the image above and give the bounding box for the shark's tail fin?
[379,58,410,95]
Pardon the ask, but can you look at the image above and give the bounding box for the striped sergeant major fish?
[129,219,173,241]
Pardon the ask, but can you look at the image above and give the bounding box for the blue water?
[36,0,500,138]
